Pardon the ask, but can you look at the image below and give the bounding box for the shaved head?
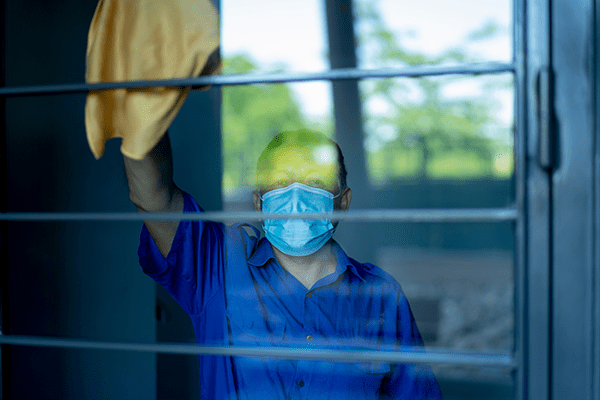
[256,129,347,192]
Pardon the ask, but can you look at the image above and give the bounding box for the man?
[125,128,443,399]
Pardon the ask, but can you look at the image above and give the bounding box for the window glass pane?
[336,216,515,395]
[378,228,514,383]
[354,0,512,68]
[349,0,516,394]
[220,2,516,400]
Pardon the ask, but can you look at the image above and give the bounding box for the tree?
[221,3,513,193]
[354,0,513,184]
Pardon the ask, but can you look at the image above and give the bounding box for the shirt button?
[306,292,313,298]
[306,335,314,342]
[298,380,305,387]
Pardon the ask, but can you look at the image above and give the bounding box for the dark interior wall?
[2,0,222,399]
[3,0,157,398]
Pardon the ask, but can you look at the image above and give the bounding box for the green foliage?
[221,2,513,193]
[468,21,502,41]
[354,0,513,185]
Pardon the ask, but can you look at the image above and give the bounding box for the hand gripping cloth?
[84,0,220,160]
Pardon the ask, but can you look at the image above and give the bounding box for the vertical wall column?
[324,0,375,262]
[3,0,159,398]
[324,0,368,203]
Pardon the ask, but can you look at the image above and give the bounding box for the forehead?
[258,143,338,182]
[271,144,336,168]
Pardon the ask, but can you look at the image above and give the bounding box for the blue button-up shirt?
[139,191,442,399]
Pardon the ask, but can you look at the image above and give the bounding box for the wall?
[1,0,222,399]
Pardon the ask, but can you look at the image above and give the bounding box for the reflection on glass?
[220,0,516,398]
[378,244,514,384]
[360,74,514,186]
[355,70,515,397]
[353,0,512,69]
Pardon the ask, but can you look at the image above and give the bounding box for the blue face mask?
[261,182,339,257]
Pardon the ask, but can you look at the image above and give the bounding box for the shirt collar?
[247,238,367,283]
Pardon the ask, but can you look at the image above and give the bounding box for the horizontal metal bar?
[0,62,514,97]
[0,335,517,368]
[0,208,517,222]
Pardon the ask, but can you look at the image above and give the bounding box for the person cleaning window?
[86,1,443,398]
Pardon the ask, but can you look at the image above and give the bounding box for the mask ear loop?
[330,180,345,236]
[333,179,345,199]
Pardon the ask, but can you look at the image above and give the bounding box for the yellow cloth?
[85,0,220,160]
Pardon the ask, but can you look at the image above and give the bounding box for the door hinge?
[536,67,556,170]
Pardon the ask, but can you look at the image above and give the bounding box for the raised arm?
[124,132,184,258]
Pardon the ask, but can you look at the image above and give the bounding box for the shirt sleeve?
[138,191,226,316]
[380,289,444,399]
